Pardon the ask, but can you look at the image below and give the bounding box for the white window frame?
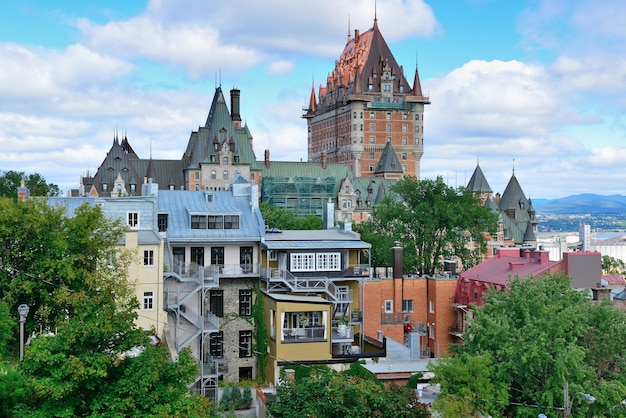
[316,252,341,271]
[429,323,435,339]
[127,212,139,229]
[268,250,277,261]
[384,300,393,313]
[143,291,154,310]
[429,299,435,314]
[143,250,154,266]
[290,253,315,271]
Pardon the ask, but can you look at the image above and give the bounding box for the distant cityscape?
[538,213,626,233]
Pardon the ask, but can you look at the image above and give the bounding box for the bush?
[221,386,243,411]
[241,386,253,409]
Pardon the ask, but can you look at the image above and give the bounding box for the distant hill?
[533,194,626,214]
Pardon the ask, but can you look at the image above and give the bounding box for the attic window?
[205,193,214,203]
[400,85,404,92]
[368,84,373,91]
[122,167,129,172]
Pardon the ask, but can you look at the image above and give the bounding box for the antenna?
[513,157,516,174]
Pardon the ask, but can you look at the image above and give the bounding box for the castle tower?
[303,17,430,178]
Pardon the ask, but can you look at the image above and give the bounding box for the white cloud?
[267,60,294,75]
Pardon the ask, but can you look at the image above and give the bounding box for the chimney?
[392,241,403,279]
[524,250,530,260]
[264,149,270,168]
[355,29,360,43]
[230,87,241,128]
[323,198,334,230]
[322,151,327,169]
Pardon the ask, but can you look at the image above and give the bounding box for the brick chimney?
[264,149,270,168]
[230,87,242,128]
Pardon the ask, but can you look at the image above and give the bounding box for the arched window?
[223,171,228,180]
[211,170,216,179]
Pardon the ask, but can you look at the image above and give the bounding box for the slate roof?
[374,142,403,174]
[466,164,492,193]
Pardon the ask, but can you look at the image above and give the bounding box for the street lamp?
[563,381,595,417]
[17,303,29,361]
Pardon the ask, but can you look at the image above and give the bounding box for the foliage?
[268,367,430,418]
[241,386,253,409]
[0,170,60,201]
[221,386,244,411]
[0,199,126,337]
[251,284,269,383]
[405,372,424,389]
[259,201,323,230]
[0,198,216,417]
[0,302,16,358]
[430,273,626,417]
[601,254,625,275]
[355,176,498,275]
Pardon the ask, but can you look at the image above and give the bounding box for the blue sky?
[1,0,626,199]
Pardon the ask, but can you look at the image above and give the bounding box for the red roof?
[460,249,561,287]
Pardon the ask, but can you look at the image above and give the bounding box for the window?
[211,247,224,266]
[383,84,390,92]
[143,291,153,310]
[102,183,108,192]
[240,247,253,271]
[384,300,393,313]
[127,212,139,229]
[268,250,277,261]
[369,152,375,159]
[211,170,216,179]
[369,123,375,132]
[369,164,374,172]
[317,253,341,271]
[402,299,413,312]
[402,124,408,133]
[224,215,239,229]
[429,324,435,339]
[143,250,154,266]
[223,157,228,165]
[223,170,228,180]
[239,289,252,316]
[209,290,224,317]
[194,184,199,191]
[239,330,252,357]
[239,367,253,381]
[386,112,391,120]
[429,300,435,313]
[370,112,375,119]
[158,214,168,232]
[369,136,375,144]
[415,126,419,133]
[191,215,208,229]
[208,215,223,229]
[402,113,408,120]
[209,331,223,357]
[402,165,407,172]
[291,253,315,271]
[353,112,357,118]
[402,137,408,145]
[399,85,404,92]
[386,124,391,132]
[415,114,419,120]
[191,247,204,266]
[368,84,373,91]
[194,172,200,180]
[130,184,136,192]
[251,173,256,180]
[402,153,407,160]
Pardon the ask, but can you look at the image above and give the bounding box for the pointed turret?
[466,163,492,194]
[374,141,403,176]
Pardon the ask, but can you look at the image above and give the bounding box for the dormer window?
[223,157,228,166]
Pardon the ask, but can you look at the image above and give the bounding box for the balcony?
[281,326,327,342]
[450,295,470,308]
[165,263,219,286]
[261,264,370,281]
[448,324,465,338]
[381,312,410,324]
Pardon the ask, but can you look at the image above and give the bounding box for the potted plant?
[299,314,309,327]
[337,316,348,337]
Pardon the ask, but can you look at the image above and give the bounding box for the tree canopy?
[430,273,626,417]
[0,197,216,417]
[355,176,498,275]
[267,364,430,418]
[0,170,60,201]
[259,201,323,230]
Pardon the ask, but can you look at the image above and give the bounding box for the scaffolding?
[261,176,336,217]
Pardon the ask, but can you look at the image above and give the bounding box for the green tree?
[268,366,429,418]
[259,202,323,230]
[0,170,60,200]
[430,273,626,417]
[355,176,498,275]
[0,198,125,338]
[601,254,625,275]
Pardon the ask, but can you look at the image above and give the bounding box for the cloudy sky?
[1,0,625,199]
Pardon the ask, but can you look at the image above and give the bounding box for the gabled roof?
[374,141,403,174]
[466,164,492,193]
